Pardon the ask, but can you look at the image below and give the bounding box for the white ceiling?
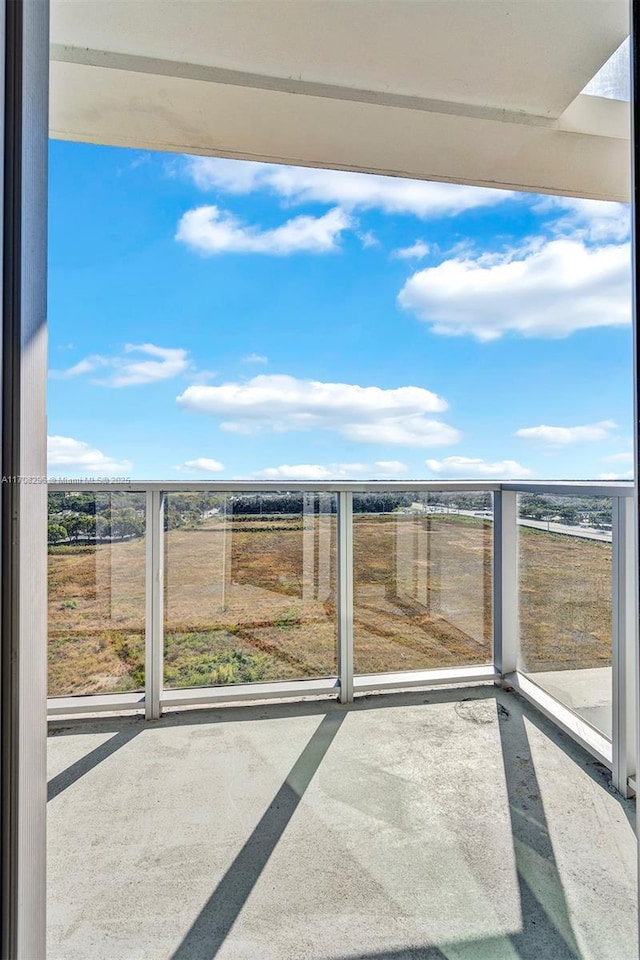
[49,0,631,200]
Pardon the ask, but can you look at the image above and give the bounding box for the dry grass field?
[47,513,612,697]
[519,526,612,672]
[353,514,492,674]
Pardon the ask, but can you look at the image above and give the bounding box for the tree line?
[48,489,612,545]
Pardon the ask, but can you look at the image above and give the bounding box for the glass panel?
[48,491,146,696]
[518,493,612,738]
[164,491,337,688]
[353,491,493,675]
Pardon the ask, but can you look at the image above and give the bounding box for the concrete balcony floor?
[47,685,637,960]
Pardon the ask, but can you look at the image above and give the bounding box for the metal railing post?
[612,495,637,796]
[1,2,50,953]
[337,490,354,703]
[302,491,315,601]
[493,488,519,679]
[145,489,164,720]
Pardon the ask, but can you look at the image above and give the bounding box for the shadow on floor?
[331,950,448,959]
[48,686,498,736]
[170,709,346,959]
[48,684,635,960]
[48,683,633,824]
[46,687,496,803]
[47,688,495,799]
[47,723,144,801]
[497,701,581,960]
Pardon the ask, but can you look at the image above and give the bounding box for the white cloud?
[515,420,616,445]
[47,436,132,475]
[189,369,218,385]
[100,344,190,387]
[51,344,190,387]
[255,464,336,481]
[374,460,408,473]
[598,470,634,480]
[49,354,108,379]
[392,240,431,261]
[253,460,408,481]
[342,418,458,447]
[185,157,511,219]
[175,458,225,474]
[358,230,379,248]
[398,238,630,340]
[604,451,634,463]
[242,354,268,364]
[175,205,351,256]
[425,456,532,479]
[536,196,630,243]
[177,374,459,448]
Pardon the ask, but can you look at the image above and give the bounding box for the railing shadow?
[170,709,346,960]
[496,701,581,960]
[323,694,590,960]
[48,684,635,960]
[330,951,448,959]
[520,701,636,832]
[47,680,634,819]
[46,687,495,807]
[47,721,144,801]
[47,684,498,737]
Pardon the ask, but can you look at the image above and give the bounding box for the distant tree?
[558,506,578,525]
[65,514,83,542]
[60,493,96,515]
[95,515,111,539]
[78,514,96,539]
[47,522,67,544]
[48,492,66,515]
[111,508,143,539]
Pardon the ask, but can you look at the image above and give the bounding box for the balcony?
[0,0,633,953]
[46,480,638,958]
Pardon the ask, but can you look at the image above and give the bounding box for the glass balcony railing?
[163,491,337,688]
[46,479,637,796]
[48,491,146,696]
[352,492,492,674]
[518,493,613,739]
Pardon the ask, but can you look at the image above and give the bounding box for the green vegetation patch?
[48,629,144,695]
[164,630,274,688]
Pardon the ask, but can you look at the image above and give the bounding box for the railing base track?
[47,667,499,718]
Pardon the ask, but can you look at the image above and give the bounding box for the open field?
[519,526,612,672]
[48,513,612,698]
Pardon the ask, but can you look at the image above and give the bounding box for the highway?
[517,517,612,542]
[449,509,612,543]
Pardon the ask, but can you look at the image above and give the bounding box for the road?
[449,510,612,543]
[517,517,612,542]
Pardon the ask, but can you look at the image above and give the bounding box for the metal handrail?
[48,479,634,495]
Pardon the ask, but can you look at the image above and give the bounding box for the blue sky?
[48,140,632,482]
